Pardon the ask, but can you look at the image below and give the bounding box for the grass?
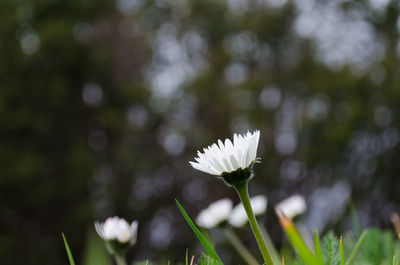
[62,201,399,265]
[62,233,76,265]
[63,225,400,265]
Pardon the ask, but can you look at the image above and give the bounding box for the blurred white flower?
[229,195,268,227]
[275,195,306,219]
[95,216,138,244]
[196,198,233,229]
[190,130,260,176]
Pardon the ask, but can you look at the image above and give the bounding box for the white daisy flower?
[95,216,138,244]
[190,130,260,185]
[196,198,233,229]
[229,195,268,227]
[275,195,307,219]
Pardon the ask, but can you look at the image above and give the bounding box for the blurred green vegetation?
[1,0,400,264]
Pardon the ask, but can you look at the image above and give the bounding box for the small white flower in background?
[190,130,260,176]
[196,198,233,229]
[275,195,307,219]
[95,216,138,244]
[229,195,268,227]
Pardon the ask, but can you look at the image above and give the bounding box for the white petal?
[218,140,225,152]
[251,130,260,162]
[250,195,267,215]
[244,146,253,167]
[229,154,239,170]
[276,195,306,219]
[196,198,233,228]
[211,157,227,173]
[190,161,218,175]
[229,195,267,227]
[94,222,104,239]
[228,203,247,227]
[130,221,138,244]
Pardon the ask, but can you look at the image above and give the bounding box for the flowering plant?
[190,130,274,265]
[95,216,138,265]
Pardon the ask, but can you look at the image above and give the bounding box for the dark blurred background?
[1,0,400,264]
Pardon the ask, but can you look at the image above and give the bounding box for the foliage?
[271,228,398,265]
[350,229,399,265]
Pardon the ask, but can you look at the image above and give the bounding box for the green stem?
[234,181,274,265]
[225,228,261,265]
[114,254,127,265]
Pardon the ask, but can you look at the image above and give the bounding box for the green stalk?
[234,181,274,265]
[225,228,261,265]
[115,255,127,265]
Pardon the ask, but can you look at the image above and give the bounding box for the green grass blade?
[313,229,324,265]
[260,224,281,265]
[344,230,368,265]
[284,221,318,265]
[175,199,222,263]
[349,199,361,237]
[62,233,76,265]
[393,246,400,265]
[339,236,344,265]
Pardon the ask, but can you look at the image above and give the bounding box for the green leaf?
[322,231,340,265]
[344,230,367,265]
[175,199,222,263]
[313,230,324,265]
[339,236,344,265]
[284,222,318,265]
[199,254,223,265]
[62,233,76,265]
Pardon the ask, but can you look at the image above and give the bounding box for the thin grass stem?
[260,223,282,265]
[115,255,127,265]
[225,228,260,265]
